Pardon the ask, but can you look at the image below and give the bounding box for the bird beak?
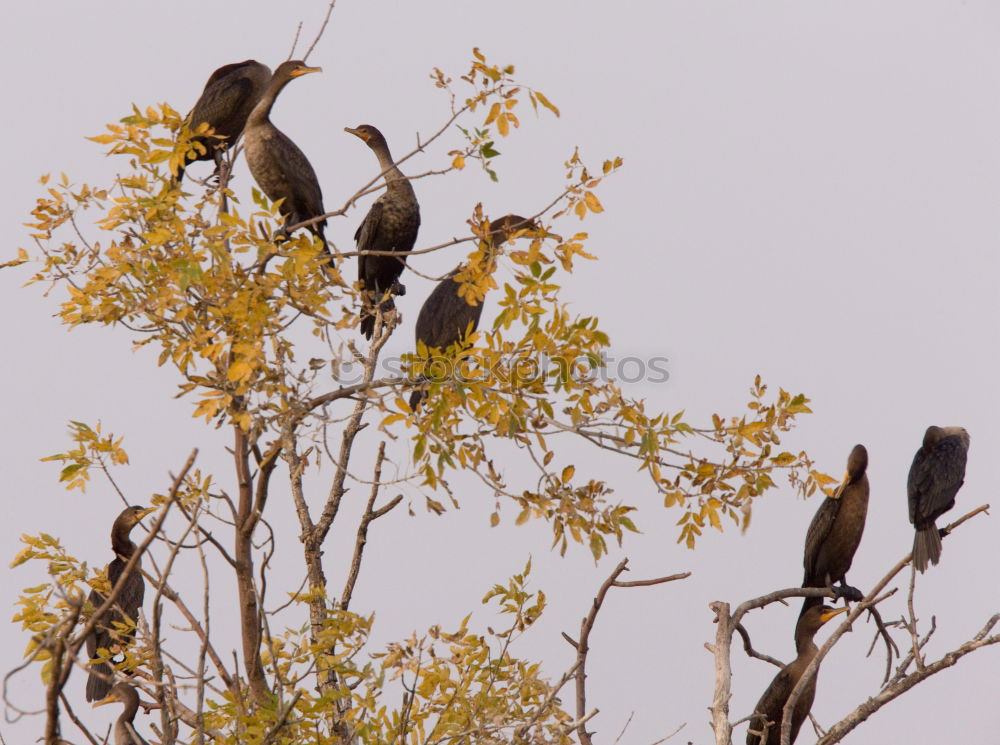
[831,469,850,499]
[820,606,850,623]
[291,65,322,77]
[93,694,115,708]
[344,126,366,141]
[137,507,157,520]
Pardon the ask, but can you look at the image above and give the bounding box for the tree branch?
[567,559,689,745]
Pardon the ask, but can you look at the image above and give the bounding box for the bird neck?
[120,698,139,724]
[794,633,819,658]
[371,143,405,184]
[246,75,290,127]
[111,525,137,558]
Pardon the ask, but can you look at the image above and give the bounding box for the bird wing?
[86,586,105,656]
[418,279,483,353]
[268,129,325,226]
[355,199,384,286]
[907,436,968,526]
[802,496,837,583]
[748,667,793,744]
[198,77,255,135]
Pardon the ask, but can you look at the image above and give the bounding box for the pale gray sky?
[3,2,999,743]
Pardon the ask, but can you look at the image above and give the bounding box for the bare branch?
[302,0,337,63]
[341,442,403,610]
[612,571,691,588]
[817,616,1000,744]
[735,623,784,669]
[569,560,689,745]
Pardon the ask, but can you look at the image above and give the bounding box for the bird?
[86,505,155,702]
[345,124,421,339]
[907,425,970,572]
[174,60,271,182]
[801,444,869,609]
[93,683,150,745]
[243,60,328,259]
[408,214,540,410]
[746,604,849,745]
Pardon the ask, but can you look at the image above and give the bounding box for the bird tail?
[913,525,942,572]
[360,295,396,340]
[86,660,113,702]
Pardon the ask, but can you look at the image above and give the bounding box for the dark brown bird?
[345,124,420,339]
[746,604,848,745]
[93,683,150,745]
[175,60,271,182]
[408,215,540,410]
[244,61,328,258]
[908,425,970,571]
[802,444,869,608]
[86,506,155,702]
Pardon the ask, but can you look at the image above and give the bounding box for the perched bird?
[408,214,540,410]
[908,425,970,572]
[801,444,869,608]
[244,61,328,258]
[746,604,849,745]
[93,683,150,745]
[175,60,271,182]
[86,505,155,702]
[345,124,420,339]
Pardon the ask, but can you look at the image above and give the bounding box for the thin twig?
[302,0,337,63]
[735,623,784,669]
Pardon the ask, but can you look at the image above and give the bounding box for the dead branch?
[58,691,100,745]
[565,559,689,745]
[816,615,1000,744]
[734,623,784,669]
[340,442,403,610]
[301,0,337,63]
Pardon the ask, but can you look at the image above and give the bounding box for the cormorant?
[86,505,155,702]
[802,444,869,607]
[93,683,150,745]
[345,124,420,339]
[175,60,271,182]
[908,425,970,572]
[746,604,849,745]
[244,61,328,258]
[408,214,539,410]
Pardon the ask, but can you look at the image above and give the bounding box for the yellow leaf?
[561,465,575,484]
[490,512,500,527]
[534,90,560,116]
[227,360,252,382]
[485,102,501,126]
[584,192,604,213]
[496,114,509,137]
[452,154,465,170]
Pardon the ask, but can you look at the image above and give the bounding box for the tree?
[6,7,996,745]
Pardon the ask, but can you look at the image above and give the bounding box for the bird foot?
[834,583,864,603]
[391,280,406,297]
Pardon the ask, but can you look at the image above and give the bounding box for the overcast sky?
[2,2,999,743]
